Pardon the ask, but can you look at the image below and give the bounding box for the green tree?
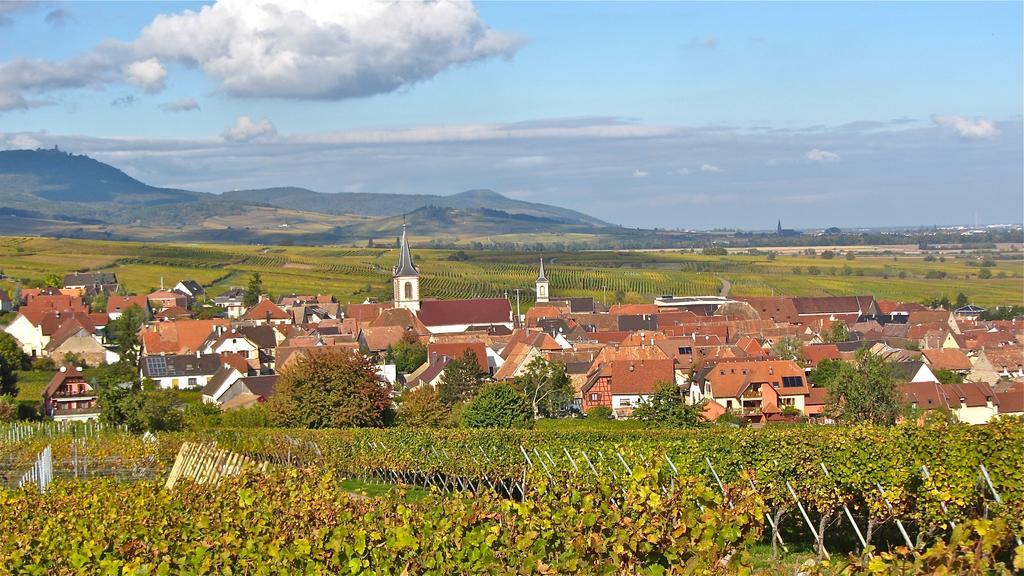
[89,291,108,313]
[955,292,969,308]
[825,348,901,425]
[243,273,264,307]
[771,337,804,362]
[138,391,186,432]
[978,268,992,279]
[107,304,145,368]
[43,273,62,288]
[631,381,706,427]
[0,331,24,396]
[93,361,143,429]
[514,357,573,418]
[461,382,533,429]
[267,348,392,428]
[934,369,965,385]
[823,321,849,343]
[437,350,483,406]
[821,250,835,260]
[808,358,844,387]
[390,332,427,373]
[397,386,450,427]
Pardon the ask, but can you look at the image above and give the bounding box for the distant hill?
[220,187,607,226]
[0,148,612,242]
[0,148,199,204]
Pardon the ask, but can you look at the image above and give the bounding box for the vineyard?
[1,421,1022,573]
[1,236,1021,308]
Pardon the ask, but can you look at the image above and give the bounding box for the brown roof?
[994,381,1024,414]
[921,348,973,371]
[346,302,388,323]
[584,358,674,396]
[980,346,1024,371]
[792,296,875,316]
[738,297,800,323]
[876,300,928,315]
[141,319,230,355]
[908,310,952,325]
[806,386,830,406]
[801,344,842,367]
[902,381,998,410]
[107,295,149,314]
[700,359,807,399]
[44,318,96,351]
[417,298,512,327]
[43,366,91,398]
[608,303,660,316]
[368,307,427,333]
[242,298,291,321]
[427,342,489,372]
[359,326,407,352]
[155,305,193,320]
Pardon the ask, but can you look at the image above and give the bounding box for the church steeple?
[393,224,420,312]
[535,257,549,303]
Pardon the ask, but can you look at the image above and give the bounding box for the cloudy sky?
[0,1,1021,230]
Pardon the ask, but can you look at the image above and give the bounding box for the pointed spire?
[394,224,418,278]
[537,257,547,282]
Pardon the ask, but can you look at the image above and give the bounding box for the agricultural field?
[0,423,1021,573]
[0,236,1021,308]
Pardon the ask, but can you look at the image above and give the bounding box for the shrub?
[397,386,450,428]
[586,405,613,419]
[461,382,533,429]
[30,357,56,371]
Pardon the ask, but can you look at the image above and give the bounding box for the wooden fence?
[164,442,268,489]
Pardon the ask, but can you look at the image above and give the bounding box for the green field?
[1,236,1021,308]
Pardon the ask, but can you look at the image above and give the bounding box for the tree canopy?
[437,350,483,406]
[268,348,392,428]
[631,381,706,427]
[0,332,24,396]
[514,357,573,418]
[107,304,145,368]
[396,386,450,428]
[243,273,264,308]
[461,382,533,429]
[823,348,901,425]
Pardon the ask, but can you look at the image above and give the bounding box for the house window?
[678,346,692,355]
[590,393,599,401]
[619,398,632,407]
[781,397,795,407]
[239,351,248,358]
[188,378,198,387]
[781,376,803,388]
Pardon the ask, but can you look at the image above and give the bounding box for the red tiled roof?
[242,298,291,321]
[359,326,407,352]
[608,303,660,316]
[417,298,512,327]
[701,359,807,399]
[921,348,972,371]
[428,342,489,372]
[587,358,674,395]
[995,381,1024,414]
[107,295,149,314]
[141,319,230,355]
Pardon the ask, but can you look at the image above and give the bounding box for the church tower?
[535,258,549,304]
[393,224,420,312]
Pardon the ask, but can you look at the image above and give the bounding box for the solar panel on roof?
[146,356,168,377]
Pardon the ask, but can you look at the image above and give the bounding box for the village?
[2,226,1021,427]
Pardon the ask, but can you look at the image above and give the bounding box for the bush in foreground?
[461,382,533,429]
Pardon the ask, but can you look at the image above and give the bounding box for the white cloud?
[0,90,28,111]
[672,167,691,176]
[222,116,277,142]
[160,97,200,112]
[0,1,522,104]
[0,133,43,150]
[931,114,1001,139]
[805,148,840,163]
[124,58,166,93]
[632,168,648,178]
[505,155,550,167]
[135,0,522,99]
[700,163,722,173]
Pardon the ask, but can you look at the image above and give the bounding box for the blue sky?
[0,1,1021,229]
